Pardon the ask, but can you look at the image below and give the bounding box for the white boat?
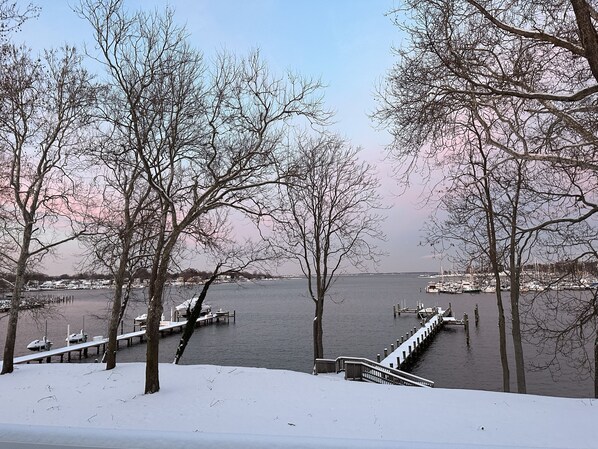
[439,281,462,294]
[417,307,437,319]
[27,337,52,351]
[175,296,211,318]
[425,282,441,293]
[213,308,228,317]
[134,313,165,325]
[66,330,88,344]
[461,281,481,293]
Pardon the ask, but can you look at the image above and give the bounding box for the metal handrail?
[315,356,434,388]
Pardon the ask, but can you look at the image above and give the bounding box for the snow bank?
[0,363,595,448]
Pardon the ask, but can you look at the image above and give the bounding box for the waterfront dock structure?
[3,311,235,365]
[382,305,470,369]
[0,294,75,313]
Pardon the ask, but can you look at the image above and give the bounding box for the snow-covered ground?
[0,363,595,448]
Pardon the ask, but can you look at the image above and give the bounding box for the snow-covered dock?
[315,306,465,386]
[380,310,444,369]
[380,306,467,370]
[2,311,235,365]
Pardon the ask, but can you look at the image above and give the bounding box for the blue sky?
[15,0,437,274]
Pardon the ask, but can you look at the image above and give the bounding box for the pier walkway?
[380,305,470,370]
[315,303,473,387]
[380,310,445,370]
[3,311,234,365]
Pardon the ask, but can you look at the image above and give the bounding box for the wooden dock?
[381,304,471,369]
[3,311,235,366]
[314,302,476,387]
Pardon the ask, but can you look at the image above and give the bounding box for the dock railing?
[314,356,434,388]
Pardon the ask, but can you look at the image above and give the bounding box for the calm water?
[0,273,593,397]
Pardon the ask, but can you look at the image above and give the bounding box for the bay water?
[0,273,592,398]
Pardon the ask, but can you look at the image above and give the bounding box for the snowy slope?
[0,363,595,448]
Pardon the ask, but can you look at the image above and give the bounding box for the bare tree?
[375,0,598,393]
[268,133,385,363]
[424,116,515,392]
[0,44,96,374]
[79,0,329,393]
[377,1,598,172]
[0,1,38,43]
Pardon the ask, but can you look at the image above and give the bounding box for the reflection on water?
[0,274,593,398]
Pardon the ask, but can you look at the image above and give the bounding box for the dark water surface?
[0,273,592,397]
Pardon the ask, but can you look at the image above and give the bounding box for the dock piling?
[474,304,479,327]
[464,313,470,346]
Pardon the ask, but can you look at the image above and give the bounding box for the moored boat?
[439,281,462,294]
[66,330,88,344]
[425,282,441,293]
[134,313,165,326]
[175,296,211,318]
[461,281,481,293]
[27,336,52,351]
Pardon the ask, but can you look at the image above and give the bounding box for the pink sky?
[18,1,439,275]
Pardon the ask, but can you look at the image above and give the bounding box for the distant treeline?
[0,267,273,285]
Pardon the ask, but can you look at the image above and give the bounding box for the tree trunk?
[144,266,167,394]
[105,244,130,370]
[144,225,177,395]
[510,268,526,393]
[494,276,511,392]
[508,165,526,394]
[173,269,220,364]
[479,147,510,393]
[313,298,324,362]
[1,226,32,375]
[570,0,598,83]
